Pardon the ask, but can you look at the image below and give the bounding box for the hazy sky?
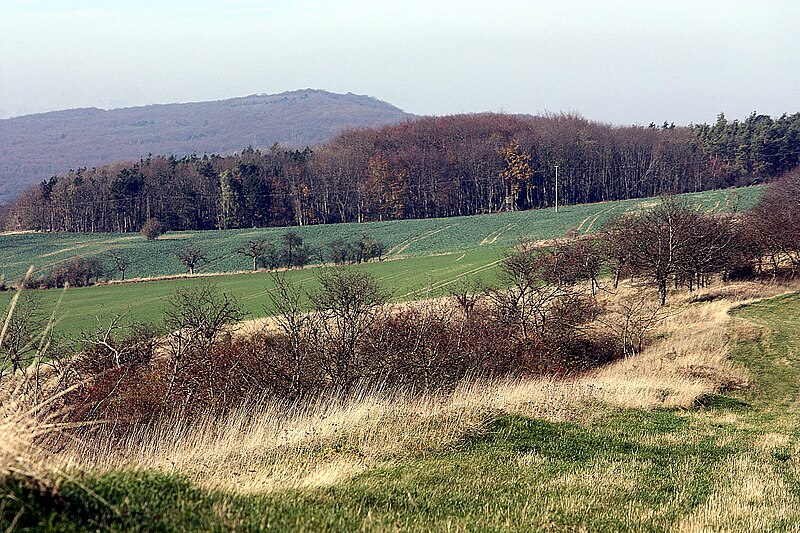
[2,0,799,125]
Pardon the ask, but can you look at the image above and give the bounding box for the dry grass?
[54,389,488,493]
[0,377,89,492]
[677,454,800,531]
[2,280,797,496]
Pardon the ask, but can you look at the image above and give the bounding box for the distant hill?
[0,89,412,202]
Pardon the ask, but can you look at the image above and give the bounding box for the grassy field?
[1,248,503,340]
[0,187,761,340]
[3,285,799,531]
[0,186,761,283]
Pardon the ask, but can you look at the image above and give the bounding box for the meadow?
[3,282,799,531]
[3,182,800,531]
[0,186,760,340]
[2,248,503,340]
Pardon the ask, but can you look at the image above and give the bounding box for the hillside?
[4,281,800,530]
[0,89,412,202]
[3,181,800,530]
[0,187,760,339]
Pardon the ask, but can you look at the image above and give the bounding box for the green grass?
[0,186,761,283]
[0,248,503,340]
[0,186,761,340]
[730,293,800,412]
[4,288,800,531]
[0,413,735,532]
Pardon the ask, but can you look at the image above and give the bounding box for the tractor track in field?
[398,257,504,299]
[480,223,516,245]
[388,225,455,255]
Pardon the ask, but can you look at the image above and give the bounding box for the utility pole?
[554,165,559,213]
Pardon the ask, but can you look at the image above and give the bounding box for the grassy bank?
[3,281,799,531]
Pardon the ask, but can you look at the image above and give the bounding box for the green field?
[4,289,799,531]
[2,248,503,339]
[0,187,761,283]
[0,187,761,340]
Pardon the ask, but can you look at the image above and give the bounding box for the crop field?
[0,186,761,340]
[0,186,761,283]
[1,248,503,339]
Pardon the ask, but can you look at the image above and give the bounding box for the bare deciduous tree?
[311,269,388,390]
[489,241,584,340]
[0,292,45,378]
[175,246,207,275]
[267,273,316,398]
[236,239,268,271]
[605,197,701,305]
[107,248,131,281]
[162,284,244,400]
[599,293,672,357]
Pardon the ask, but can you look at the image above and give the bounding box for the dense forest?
[6,112,800,233]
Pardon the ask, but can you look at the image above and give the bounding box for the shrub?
[46,258,104,288]
[141,218,165,240]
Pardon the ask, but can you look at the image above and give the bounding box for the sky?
[1,0,799,125]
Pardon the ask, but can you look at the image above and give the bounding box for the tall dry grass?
[2,280,796,494]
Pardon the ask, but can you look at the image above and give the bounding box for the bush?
[46,258,104,288]
[54,267,628,434]
[327,234,386,265]
[141,218,165,241]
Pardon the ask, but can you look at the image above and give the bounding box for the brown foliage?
[141,218,164,240]
[742,169,800,278]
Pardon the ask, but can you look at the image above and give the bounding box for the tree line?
[6,112,800,233]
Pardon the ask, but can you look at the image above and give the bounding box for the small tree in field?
[280,231,311,269]
[175,246,207,275]
[141,218,164,241]
[107,249,131,281]
[236,239,268,271]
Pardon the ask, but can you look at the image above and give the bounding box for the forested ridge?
[0,89,410,203]
[6,111,800,233]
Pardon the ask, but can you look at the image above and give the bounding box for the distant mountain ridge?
[0,89,413,202]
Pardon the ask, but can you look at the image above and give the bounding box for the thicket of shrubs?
[5,252,624,433]
[233,232,387,272]
[22,258,104,289]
